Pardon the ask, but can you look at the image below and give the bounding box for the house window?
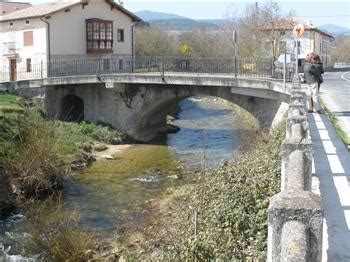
[23,31,33,46]
[117,29,124,42]
[86,19,113,53]
[26,58,32,72]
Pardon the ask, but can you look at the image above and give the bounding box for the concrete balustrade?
[268,74,324,261]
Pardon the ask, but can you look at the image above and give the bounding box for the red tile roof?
[259,18,315,30]
[0,2,32,16]
[1,0,141,22]
[259,18,333,38]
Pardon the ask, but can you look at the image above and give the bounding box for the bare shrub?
[22,197,97,260]
[3,112,66,199]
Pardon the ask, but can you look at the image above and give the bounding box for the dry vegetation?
[114,123,285,261]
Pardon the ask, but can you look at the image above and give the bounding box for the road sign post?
[292,24,305,76]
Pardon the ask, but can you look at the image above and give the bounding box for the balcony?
[2,42,18,57]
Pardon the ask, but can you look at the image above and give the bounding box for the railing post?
[161,57,164,76]
[283,53,286,92]
[41,60,43,79]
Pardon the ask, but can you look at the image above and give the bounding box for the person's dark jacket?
[304,62,324,84]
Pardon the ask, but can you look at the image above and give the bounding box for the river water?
[0,96,243,260]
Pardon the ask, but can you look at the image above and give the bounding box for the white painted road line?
[319,129,330,140]
[340,71,350,82]
[344,210,350,231]
[327,154,345,174]
[333,176,350,207]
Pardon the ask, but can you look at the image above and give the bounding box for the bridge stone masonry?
[267,75,323,261]
[44,73,290,141]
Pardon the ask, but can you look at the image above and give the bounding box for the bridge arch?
[59,94,84,122]
[132,86,259,141]
[128,84,288,141]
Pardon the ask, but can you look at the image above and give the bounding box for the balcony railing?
[0,55,295,82]
[2,42,18,56]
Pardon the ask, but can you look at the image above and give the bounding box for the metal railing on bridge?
[1,55,295,82]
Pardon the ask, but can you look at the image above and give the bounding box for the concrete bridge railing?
[267,75,324,261]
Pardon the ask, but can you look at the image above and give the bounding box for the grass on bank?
[0,92,128,199]
[320,99,350,146]
[0,93,24,113]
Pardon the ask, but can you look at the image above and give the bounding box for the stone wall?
[267,75,323,261]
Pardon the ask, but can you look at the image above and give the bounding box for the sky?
[23,0,350,29]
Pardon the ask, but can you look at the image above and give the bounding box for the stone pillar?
[281,221,308,261]
[268,191,323,262]
[281,139,313,192]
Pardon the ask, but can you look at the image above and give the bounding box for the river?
[0,96,244,260]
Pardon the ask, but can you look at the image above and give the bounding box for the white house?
[0,0,141,82]
[259,18,334,69]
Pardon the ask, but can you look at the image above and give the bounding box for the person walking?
[303,53,324,113]
[313,54,324,92]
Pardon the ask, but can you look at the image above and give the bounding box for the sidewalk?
[308,111,350,261]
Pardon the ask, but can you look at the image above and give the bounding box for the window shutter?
[23,31,33,46]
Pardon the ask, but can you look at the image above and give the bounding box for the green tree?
[179,44,193,57]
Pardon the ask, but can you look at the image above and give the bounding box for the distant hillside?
[135,10,226,31]
[319,24,350,36]
[135,10,187,21]
[148,18,221,31]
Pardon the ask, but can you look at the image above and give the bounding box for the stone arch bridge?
[42,73,290,141]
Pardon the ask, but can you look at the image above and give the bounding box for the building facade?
[259,18,334,68]
[0,0,141,82]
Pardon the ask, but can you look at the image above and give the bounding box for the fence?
[334,61,350,68]
[267,74,323,261]
[1,55,295,82]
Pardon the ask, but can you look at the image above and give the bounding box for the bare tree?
[177,28,233,58]
[223,1,288,61]
[331,35,350,64]
[136,26,177,57]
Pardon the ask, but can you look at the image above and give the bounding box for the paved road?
[308,68,350,261]
[320,69,350,144]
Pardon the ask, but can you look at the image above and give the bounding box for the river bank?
[1,93,284,260]
[0,92,131,216]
